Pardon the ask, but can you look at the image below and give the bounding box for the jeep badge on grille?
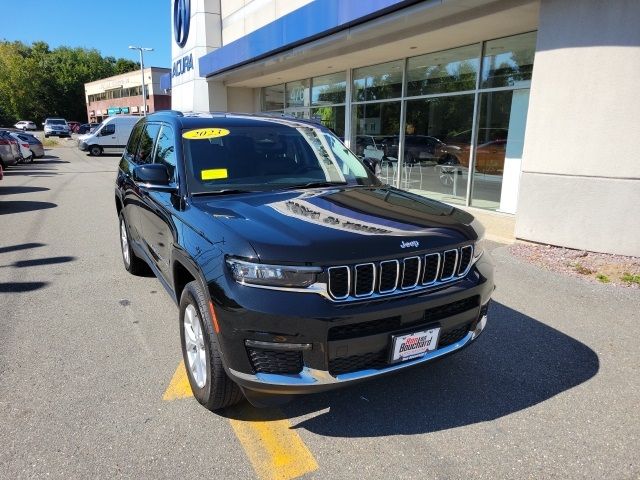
[400,240,420,249]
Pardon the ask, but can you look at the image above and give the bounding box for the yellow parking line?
[229,404,318,480]
[162,360,193,400]
[162,362,319,479]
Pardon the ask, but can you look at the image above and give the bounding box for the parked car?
[77,123,99,135]
[0,163,3,180]
[67,121,81,133]
[14,120,37,131]
[443,128,509,174]
[9,132,33,162]
[44,118,70,138]
[78,116,139,156]
[382,135,454,165]
[14,132,44,159]
[0,130,21,167]
[115,111,493,411]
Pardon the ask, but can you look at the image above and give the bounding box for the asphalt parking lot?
[1,146,639,479]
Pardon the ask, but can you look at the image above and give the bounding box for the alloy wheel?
[184,304,207,388]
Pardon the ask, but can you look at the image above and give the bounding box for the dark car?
[77,123,99,135]
[382,135,454,165]
[115,111,493,411]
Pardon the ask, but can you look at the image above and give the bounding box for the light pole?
[128,46,154,116]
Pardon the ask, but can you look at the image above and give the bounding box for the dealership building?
[163,0,640,256]
[84,67,171,123]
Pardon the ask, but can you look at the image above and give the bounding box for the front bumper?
[214,254,494,395]
[229,313,487,395]
[78,141,88,151]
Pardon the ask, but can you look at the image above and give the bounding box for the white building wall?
[220,0,313,45]
[171,0,224,111]
[516,0,640,255]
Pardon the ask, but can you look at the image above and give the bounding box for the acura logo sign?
[174,0,191,48]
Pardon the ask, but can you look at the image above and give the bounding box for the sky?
[0,0,172,67]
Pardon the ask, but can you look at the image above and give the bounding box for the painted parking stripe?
[163,362,319,479]
[163,360,193,400]
[229,404,318,480]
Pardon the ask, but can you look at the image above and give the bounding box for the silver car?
[44,118,70,138]
[15,133,45,159]
[0,130,20,167]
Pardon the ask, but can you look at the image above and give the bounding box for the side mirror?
[361,158,381,176]
[133,164,174,190]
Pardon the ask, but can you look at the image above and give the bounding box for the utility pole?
[128,46,154,116]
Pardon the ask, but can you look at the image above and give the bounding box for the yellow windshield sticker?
[183,128,230,140]
[201,168,228,181]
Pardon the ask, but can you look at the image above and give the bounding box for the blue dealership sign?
[174,0,191,48]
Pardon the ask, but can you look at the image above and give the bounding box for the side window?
[102,123,116,136]
[134,123,161,165]
[124,122,144,162]
[154,126,177,184]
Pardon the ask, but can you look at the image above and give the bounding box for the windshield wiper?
[278,181,348,191]
[191,189,257,196]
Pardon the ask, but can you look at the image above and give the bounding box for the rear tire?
[180,280,243,411]
[119,212,148,275]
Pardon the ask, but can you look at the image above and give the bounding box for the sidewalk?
[458,206,515,244]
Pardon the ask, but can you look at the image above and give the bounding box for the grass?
[571,262,594,275]
[41,138,59,147]
[620,272,640,285]
[596,274,610,283]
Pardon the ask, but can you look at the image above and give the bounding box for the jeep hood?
[194,186,479,264]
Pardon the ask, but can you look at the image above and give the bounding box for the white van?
[78,115,140,156]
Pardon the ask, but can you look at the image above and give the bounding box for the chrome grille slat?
[378,260,399,293]
[422,253,440,285]
[326,245,473,302]
[401,256,421,289]
[440,249,459,281]
[458,245,473,276]
[354,263,375,297]
[327,266,350,300]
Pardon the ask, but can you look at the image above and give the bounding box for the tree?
[0,41,139,126]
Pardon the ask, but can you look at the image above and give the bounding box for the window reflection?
[481,32,537,88]
[262,84,285,111]
[406,44,480,96]
[353,61,403,101]
[311,72,346,105]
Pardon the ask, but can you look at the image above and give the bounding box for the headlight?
[226,258,321,288]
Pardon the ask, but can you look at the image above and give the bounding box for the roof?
[146,111,329,131]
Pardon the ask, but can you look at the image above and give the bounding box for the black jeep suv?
[115,111,494,411]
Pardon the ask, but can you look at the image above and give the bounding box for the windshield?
[184,124,380,193]
[47,119,66,125]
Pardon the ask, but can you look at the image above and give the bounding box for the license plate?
[390,328,440,363]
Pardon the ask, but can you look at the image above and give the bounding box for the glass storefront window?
[311,72,346,105]
[285,79,310,108]
[471,89,530,210]
[402,95,475,205]
[311,105,345,138]
[262,84,285,111]
[406,44,480,96]
[353,60,403,102]
[352,101,401,184]
[481,31,536,89]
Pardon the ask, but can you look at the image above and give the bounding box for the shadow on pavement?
[224,301,599,436]
[0,243,46,255]
[0,281,49,293]
[0,200,57,215]
[0,186,50,195]
[4,256,76,268]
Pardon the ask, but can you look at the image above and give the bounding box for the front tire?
[89,145,102,156]
[119,212,147,275]
[180,281,243,411]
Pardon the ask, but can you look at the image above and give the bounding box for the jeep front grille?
[326,245,474,301]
